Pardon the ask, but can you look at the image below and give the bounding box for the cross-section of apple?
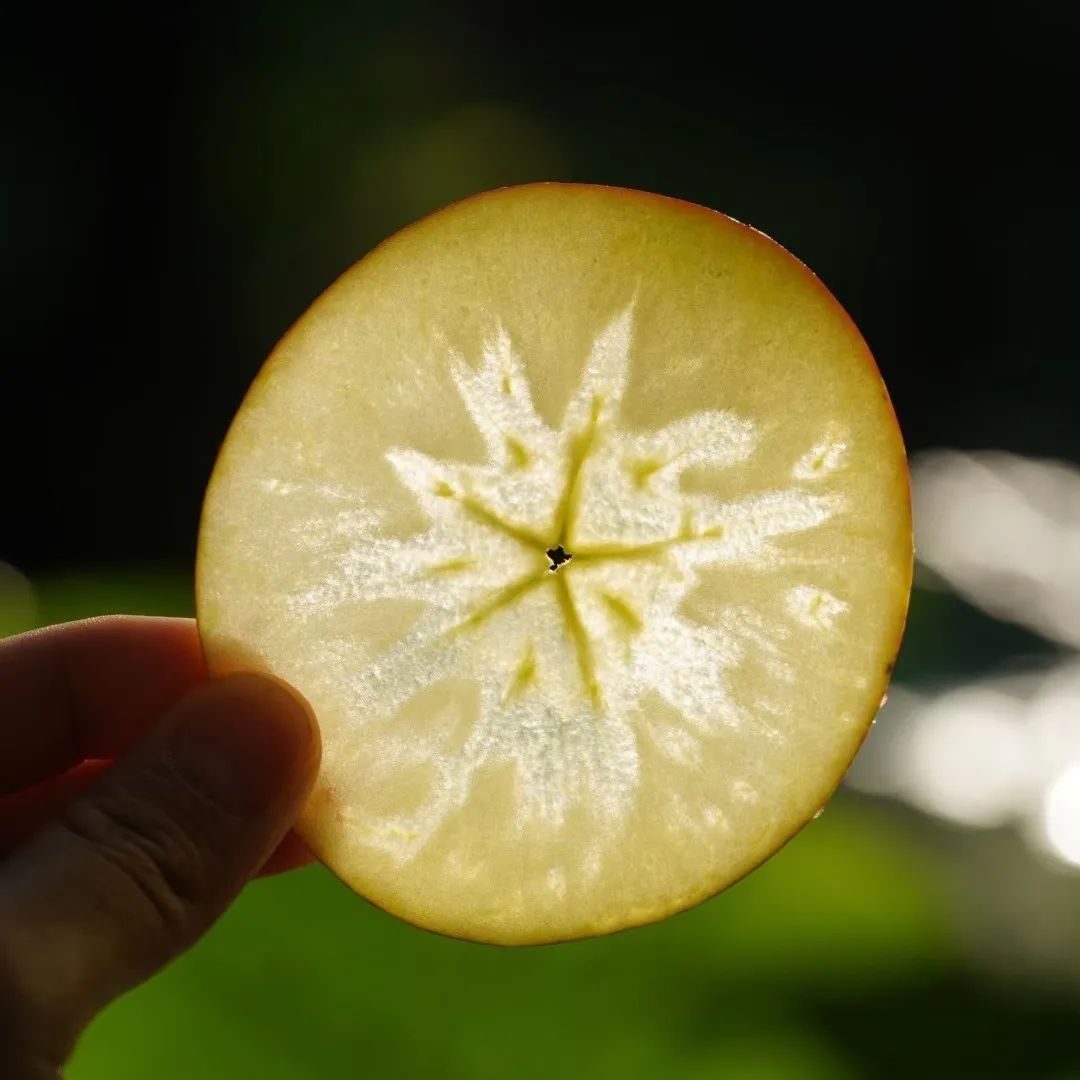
[196,183,911,945]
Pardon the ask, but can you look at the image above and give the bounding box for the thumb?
[0,672,319,1069]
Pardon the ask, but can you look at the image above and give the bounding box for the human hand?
[0,616,320,1077]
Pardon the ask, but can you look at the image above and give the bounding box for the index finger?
[0,615,206,796]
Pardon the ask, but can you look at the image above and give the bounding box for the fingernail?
[170,673,318,812]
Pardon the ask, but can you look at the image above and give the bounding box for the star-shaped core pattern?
[287,300,850,861]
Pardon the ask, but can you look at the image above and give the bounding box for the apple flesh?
[196,184,911,944]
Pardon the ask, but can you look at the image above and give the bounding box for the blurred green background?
[4,4,1080,1077]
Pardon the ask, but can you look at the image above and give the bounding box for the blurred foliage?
[70,808,941,1080]
[5,572,1079,1077]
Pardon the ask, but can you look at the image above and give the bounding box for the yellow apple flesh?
[196,184,911,944]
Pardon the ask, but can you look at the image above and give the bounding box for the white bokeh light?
[912,451,1080,648]
[899,687,1030,827]
[849,450,1080,870]
[1044,763,1080,867]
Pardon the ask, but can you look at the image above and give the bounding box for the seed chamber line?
[436,398,724,711]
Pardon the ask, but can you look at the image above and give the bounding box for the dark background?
[4,3,1078,572]
[3,5,1080,1078]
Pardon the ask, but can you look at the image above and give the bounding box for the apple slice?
[196,184,911,944]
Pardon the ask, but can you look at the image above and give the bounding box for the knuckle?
[57,783,209,949]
